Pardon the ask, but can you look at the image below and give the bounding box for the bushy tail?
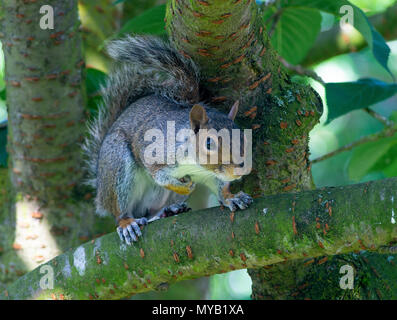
[83,35,200,187]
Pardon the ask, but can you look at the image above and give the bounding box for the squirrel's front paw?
[117,217,148,245]
[220,191,253,211]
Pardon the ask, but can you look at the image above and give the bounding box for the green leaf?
[0,126,7,168]
[118,4,166,36]
[325,78,397,123]
[267,7,322,65]
[85,68,107,115]
[86,68,107,97]
[360,171,385,183]
[368,142,397,178]
[348,135,397,181]
[280,0,393,76]
[390,111,397,124]
[0,88,6,100]
[86,95,103,117]
[383,160,397,177]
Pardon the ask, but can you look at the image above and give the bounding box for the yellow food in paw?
[165,183,193,195]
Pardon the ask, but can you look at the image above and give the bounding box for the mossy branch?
[2,177,397,300]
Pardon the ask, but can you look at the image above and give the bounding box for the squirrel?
[83,35,253,245]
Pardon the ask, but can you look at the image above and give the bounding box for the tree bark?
[166,0,323,299]
[165,0,397,300]
[166,0,322,193]
[0,0,114,287]
[3,0,86,200]
[1,0,84,280]
[2,177,397,300]
[2,0,396,300]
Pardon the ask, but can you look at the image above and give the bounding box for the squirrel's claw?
[131,221,142,237]
[117,227,125,243]
[148,202,191,223]
[124,226,136,244]
[117,217,147,245]
[161,202,191,218]
[222,191,253,212]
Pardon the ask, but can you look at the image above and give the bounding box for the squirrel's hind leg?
[116,216,148,245]
[97,133,148,245]
[118,200,191,243]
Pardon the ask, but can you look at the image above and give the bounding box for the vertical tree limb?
[3,0,86,200]
[166,0,322,299]
[0,0,114,287]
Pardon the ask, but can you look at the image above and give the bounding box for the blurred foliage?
[78,0,123,72]
[85,68,107,118]
[258,0,396,14]
[350,0,396,14]
[0,42,5,124]
[264,7,322,65]
[310,40,397,187]
[0,126,6,168]
[264,0,393,75]
[209,270,252,300]
[117,4,166,37]
[348,134,397,181]
[121,0,166,25]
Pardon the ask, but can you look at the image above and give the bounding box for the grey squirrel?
[83,35,252,245]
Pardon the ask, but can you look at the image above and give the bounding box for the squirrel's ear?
[228,100,239,122]
[190,104,209,133]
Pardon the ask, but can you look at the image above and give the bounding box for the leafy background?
[1,0,397,299]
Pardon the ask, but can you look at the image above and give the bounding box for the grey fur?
[83,35,200,188]
[82,35,253,231]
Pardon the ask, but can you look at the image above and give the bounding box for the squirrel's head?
[187,101,251,181]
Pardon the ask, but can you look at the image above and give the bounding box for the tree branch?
[2,177,397,300]
[279,57,325,85]
[364,108,394,127]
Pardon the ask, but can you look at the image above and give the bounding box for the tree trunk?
[165,0,397,300]
[0,0,113,287]
[165,0,323,299]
